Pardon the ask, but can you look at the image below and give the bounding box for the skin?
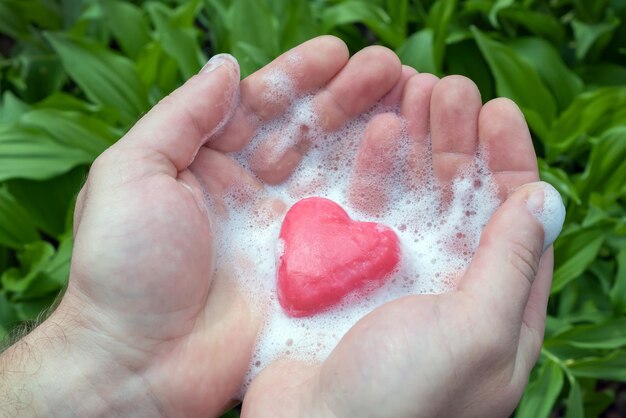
[0,36,555,418]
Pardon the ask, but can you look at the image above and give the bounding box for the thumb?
[459,181,565,328]
[104,53,241,177]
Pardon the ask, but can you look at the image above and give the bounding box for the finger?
[209,36,350,152]
[430,76,482,188]
[479,98,538,201]
[314,46,402,132]
[189,147,263,213]
[349,113,403,213]
[459,182,565,335]
[249,46,402,184]
[517,249,554,370]
[400,73,439,186]
[115,54,240,174]
[381,65,418,107]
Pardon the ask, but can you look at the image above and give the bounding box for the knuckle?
[507,239,541,286]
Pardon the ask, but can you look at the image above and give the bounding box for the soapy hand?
[0,35,564,418]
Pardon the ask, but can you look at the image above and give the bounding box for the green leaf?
[538,159,581,205]
[396,29,437,74]
[232,41,273,78]
[509,37,583,111]
[1,241,55,296]
[0,92,30,125]
[146,1,205,80]
[515,360,563,418]
[565,379,584,418]
[577,127,626,201]
[45,32,149,125]
[322,0,402,47]
[472,27,556,141]
[229,0,279,59]
[488,0,514,28]
[446,39,494,99]
[580,63,626,87]
[19,108,116,153]
[0,187,39,249]
[427,0,457,72]
[278,0,320,51]
[552,225,606,294]
[7,167,86,237]
[101,0,151,59]
[569,349,626,382]
[549,318,626,349]
[610,245,626,314]
[498,7,565,44]
[545,87,626,159]
[0,125,94,182]
[572,18,620,61]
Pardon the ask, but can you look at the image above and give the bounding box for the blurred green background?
[1,0,626,416]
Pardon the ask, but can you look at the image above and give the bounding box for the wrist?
[0,300,163,417]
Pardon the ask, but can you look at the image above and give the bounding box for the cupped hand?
[52,36,411,417]
[241,74,563,417]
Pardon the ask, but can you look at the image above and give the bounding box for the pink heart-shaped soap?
[277,197,400,317]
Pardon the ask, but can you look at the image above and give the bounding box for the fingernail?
[201,53,238,74]
[526,182,566,252]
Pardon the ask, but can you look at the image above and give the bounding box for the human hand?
[241,76,565,417]
[0,36,414,417]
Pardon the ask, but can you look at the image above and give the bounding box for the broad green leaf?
[515,360,563,418]
[233,41,273,78]
[472,27,556,141]
[580,63,626,87]
[572,18,620,61]
[565,379,584,418]
[322,1,402,47]
[278,0,321,51]
[538,159,581,205]
[446,39,494,99]
[0,92,30,124]
[549,318,626,349]
[385,0,408,39]
[8,41,67,102]
[569,349,626,382]
[552,225,606,294]
[488,0,514,27]
[577,127,626,201]
[0,125,93,182]
[427,0,457,72]
[610,245,626,314]
[509,38,583,111]
[7,167,86,237]
[45,32,149,125]
[498,7,565,44]
[229,0,279,59]
[0,0,61,39]
[396,29,437,74]
[146,1,205,80]
[545,87,626,159]
[0,188,39,249]
[136,41,181,104]
[45,231,73,287]
[20,109,115,153]
[1,241,55,297]
[101,0,151,59]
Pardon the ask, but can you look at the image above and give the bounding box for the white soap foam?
[528,182,566,251]
[209,78,508,395]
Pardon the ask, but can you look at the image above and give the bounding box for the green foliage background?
[1,0,626,416]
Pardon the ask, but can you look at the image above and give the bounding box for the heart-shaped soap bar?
[277,197,400,317]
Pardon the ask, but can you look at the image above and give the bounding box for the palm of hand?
[64,36,552,418]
